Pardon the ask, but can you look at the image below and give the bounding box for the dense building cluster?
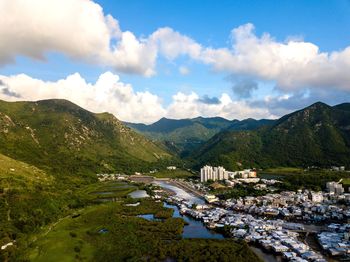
[318,224,350,256]
[167,195,326,261]
[160,177,350,261]
[224,190,350,222]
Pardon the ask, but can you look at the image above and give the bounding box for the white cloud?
[110,31,158,76]
[1,0,350,119]
[149,27,202,60]
[0,72,166,123]
[0,0,205,76]
[1,1,350,93]
[200,23,350,92]
[166,92,275,120]
[0,0,201,77]
[0,72,277,123]
[0,0,116,64]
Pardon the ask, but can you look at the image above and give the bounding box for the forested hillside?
[0,99,171,176]
[190,102,350,170]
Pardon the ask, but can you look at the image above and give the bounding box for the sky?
[1,0,350,123]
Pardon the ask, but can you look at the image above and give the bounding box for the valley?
[1,99,350,261]
[1,2,349,261]
[21,181,258,262]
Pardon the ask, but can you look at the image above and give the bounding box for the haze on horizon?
[0,0,350,124]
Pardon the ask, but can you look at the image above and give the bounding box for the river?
[154,180,280,262]
[164,202,223,239]
[128,189,149,198]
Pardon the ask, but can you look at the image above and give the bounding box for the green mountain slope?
[191,102,350,170]
[0,153,57,251]
[0,152,52,189]
[334,102,350,112]
[228,118,275,131]
[124,117,273,155]
[0,99,170,176]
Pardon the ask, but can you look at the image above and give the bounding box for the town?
[98,165,350,261]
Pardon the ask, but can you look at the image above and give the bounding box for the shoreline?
[156,181,281,262]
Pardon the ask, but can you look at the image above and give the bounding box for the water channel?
[154,180,280,262]
[128,189,149,198]
[164,202,224,239]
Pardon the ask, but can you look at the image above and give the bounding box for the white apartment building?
[200,165,228,182]
[326,182,344,195]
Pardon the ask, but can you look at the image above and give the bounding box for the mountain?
[124,117,274,155]
[333,102,350,112]
[0,99,171,176]
[126,116,233,133]
[191,102,350,170]
[228,118,275,131]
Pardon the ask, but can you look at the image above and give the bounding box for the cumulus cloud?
[166,92,275,120]
[1,87,22,98]
[0,72,277,123]
[2,0,350,92]
[149,27,201,60]
[0,0,203,77]
[200,23,350,92]
[0,72,166,123]
[1,0,350,121]
[0,79,21,98]
[0,1,118,64]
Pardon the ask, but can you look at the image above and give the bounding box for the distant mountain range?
[0,99,170,177]
[124,117,274,155]
[189,102,350,170]
[1,99,349,175]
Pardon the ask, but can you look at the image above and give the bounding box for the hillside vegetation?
[0,98,261,261]
[0,99,171,176]
[191,102,350,170]
[0,153,82,260]
[0,152,52,188]
[125,117,274,155]
[24,182,259,262]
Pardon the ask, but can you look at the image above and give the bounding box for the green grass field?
[28,206,97,262]
[341,178,350,186]
[23,182,260,262]
[23,181,176,261]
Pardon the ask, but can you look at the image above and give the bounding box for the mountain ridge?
[190,102,350,170]
[0,99,171,177]
[124,116,274,155]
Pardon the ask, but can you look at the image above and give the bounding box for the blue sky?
[1,0,350,123]
[97,0,350,50]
